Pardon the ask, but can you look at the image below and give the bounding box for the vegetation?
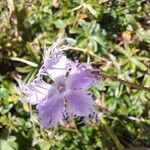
[0,0,150,149]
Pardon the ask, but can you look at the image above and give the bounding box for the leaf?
[114,45,127,56]
[16,66,33,73]
[1,104,13,115]
[23,103,30,113]
[26,42,39,63]
[143,75,150,88]
[84,4,98,18]
[54,19,67,29]
[133,59,147,71]
[106,97,118,111]
[8,95,18,104]
[76,36,87,47]
[0,136,18,150]
[39,140,51,150]
[24,69,38,83]
[137,29,150,43]
[11,57,38,67]
[92,35,105,46]
[0,140,15,150]
[69,28,82,34]
[92,88,100,99]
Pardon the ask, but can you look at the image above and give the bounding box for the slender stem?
[100,117,124,150]
[99,71,150,93]
[67,46,101,59]
[69,46,150,93]
[29,104,37,136]
[60,127,80,134]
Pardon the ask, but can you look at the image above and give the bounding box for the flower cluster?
[18,41,101,128]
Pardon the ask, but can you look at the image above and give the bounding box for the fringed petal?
[44,55,72,79]
[38,95,65,128]
[68,69,100,89]
[66,90,96,118]
[18,78,51,105]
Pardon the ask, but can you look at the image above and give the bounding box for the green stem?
[69,46,150,93]
[67,46,101,59]
[29,105,38,137]
[99,71,150,93]
[100,118,124,150]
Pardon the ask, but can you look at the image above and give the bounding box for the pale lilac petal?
[38,95,65,128]
[44,52,62,69]
[66,90,96,117]
[68,62,88,75]
[68,69,100,89]
[46,55,72,79]
[22,83,50,105]
[45,38,65,55]
[18,79,51,105]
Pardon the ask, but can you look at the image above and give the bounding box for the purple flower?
[40,40,72,80]
[38,68,99,128]
[18,77,51,105]
[18,42,101,128]
[43,52,72,80]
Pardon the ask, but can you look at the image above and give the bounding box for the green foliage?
[0,0,150,149]
[70,20,109,54]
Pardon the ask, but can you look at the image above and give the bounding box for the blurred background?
[0,0,150,149]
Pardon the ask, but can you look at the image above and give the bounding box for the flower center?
[58,83,65,93]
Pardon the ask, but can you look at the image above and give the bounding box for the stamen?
[58,84,65,93]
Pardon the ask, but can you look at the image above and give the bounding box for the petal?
[44,52,62,69]
[38,95,65,128]
[19,79,51,105]
[23,84,50,105]
[66,90,96,117]
[68,69,100,89]
[46,55,71,79]
[67,62,88,75]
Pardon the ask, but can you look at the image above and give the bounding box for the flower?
[18,77,51,105]
[18,41,101,128]
[43,51,72,80]
[38,43,73,80]
[38,68,99,128]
